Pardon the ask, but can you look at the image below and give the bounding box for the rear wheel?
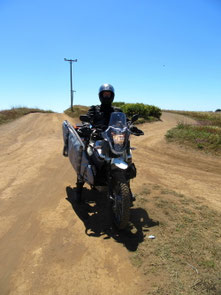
[112,182,130,229]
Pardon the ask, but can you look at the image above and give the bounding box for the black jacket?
[87,104,122,130]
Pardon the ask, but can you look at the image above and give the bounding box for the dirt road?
[0,112,221,295]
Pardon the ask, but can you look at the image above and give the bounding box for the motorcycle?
[62,112,143,229]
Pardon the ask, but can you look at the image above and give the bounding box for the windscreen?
[103,112,129,154]
[108,112,127,129]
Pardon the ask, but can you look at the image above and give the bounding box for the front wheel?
[112,182,130,230]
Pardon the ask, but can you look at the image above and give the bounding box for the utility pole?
[64,58,77,111]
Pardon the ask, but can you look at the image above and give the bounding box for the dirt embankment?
[0,112,220,295]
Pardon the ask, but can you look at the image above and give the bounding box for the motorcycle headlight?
[112,133,125,146]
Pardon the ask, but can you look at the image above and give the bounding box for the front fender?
[110,158,128,184]
[111,158,128,170]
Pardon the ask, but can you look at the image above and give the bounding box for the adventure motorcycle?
[62,112,143,229]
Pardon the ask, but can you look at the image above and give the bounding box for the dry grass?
[130,183,221,295]
[0,107,53,125]
[64,105,89,119]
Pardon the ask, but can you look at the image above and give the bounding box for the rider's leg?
[75,175,85,203]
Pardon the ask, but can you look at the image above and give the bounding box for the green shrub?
[112,102,125,108]
[118,103,161,120]
[64,103,162,122]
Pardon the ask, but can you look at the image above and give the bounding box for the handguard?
[129,126,144,136]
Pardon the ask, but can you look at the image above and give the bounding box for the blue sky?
[0,0,221,112]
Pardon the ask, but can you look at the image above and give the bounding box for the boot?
[63,145,68,157]
[75,180,84,203]
[130,192,136,207]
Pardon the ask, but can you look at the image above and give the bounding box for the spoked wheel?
[112,182,130,230]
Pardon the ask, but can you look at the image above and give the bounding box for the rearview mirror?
[131,114,139,123]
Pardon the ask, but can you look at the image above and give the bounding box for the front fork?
[107,167,114,201]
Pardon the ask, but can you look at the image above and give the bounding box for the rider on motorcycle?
[86,84,122,130]
[75,84,120,202]
[75,83,143,203]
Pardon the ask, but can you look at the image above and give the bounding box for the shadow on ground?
[66,186,159,251]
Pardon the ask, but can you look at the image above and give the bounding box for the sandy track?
[132,112,221,210]
[0,112,220,295]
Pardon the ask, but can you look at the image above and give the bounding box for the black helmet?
[98,83,115,105]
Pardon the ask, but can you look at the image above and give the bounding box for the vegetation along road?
[0,112,221,294]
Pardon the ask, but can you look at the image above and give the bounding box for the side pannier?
[62,120,96,185]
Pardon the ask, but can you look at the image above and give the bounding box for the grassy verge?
[131,183,221,294]
[165,110,221,128]
[0,107,53,126]
[165,111,221,155]
[64,105,89,119]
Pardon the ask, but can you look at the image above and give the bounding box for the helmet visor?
[99,91,114,105]
[102,91,112,98]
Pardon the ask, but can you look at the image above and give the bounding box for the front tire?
[112,182,130,229]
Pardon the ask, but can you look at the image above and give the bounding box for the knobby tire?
[113,182,130,230]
